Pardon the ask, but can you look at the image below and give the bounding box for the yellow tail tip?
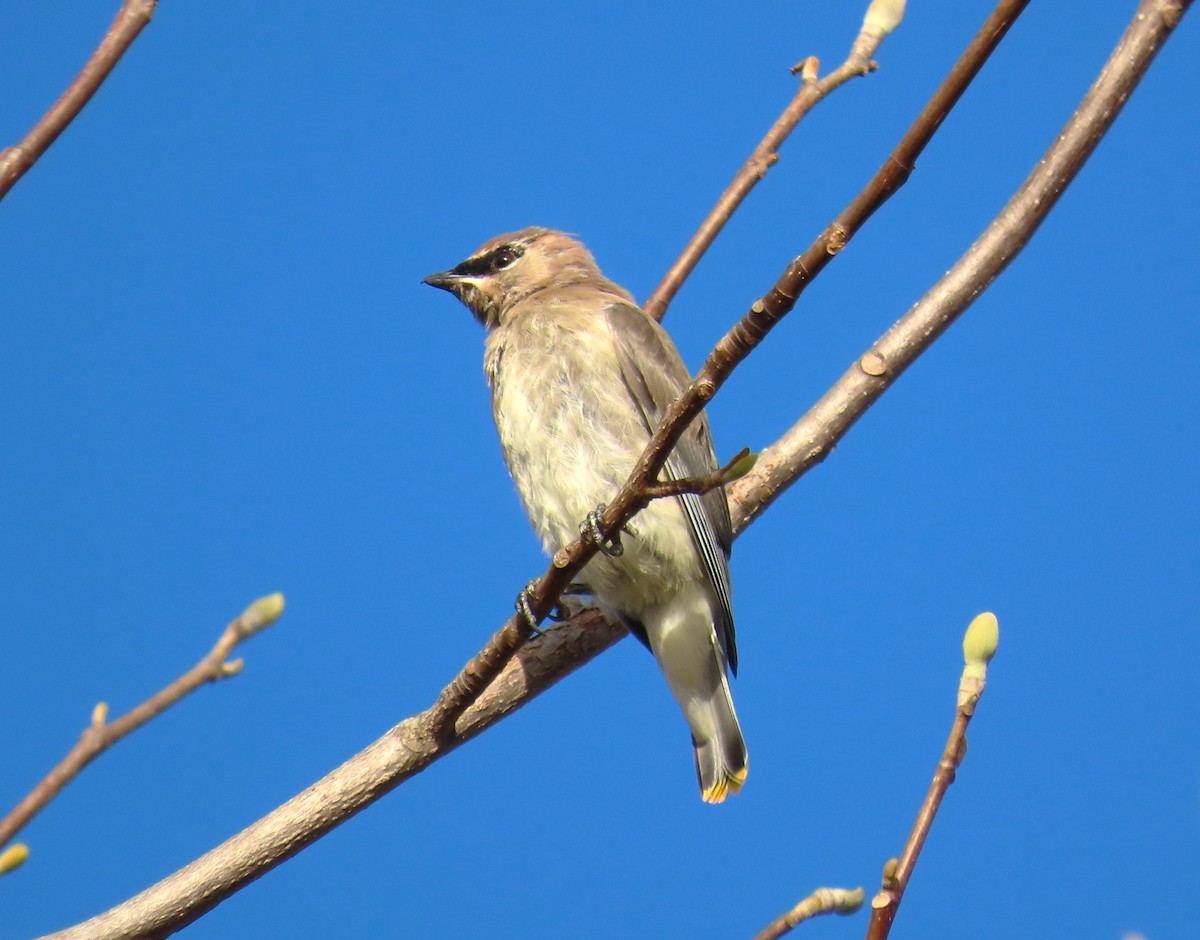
[701,767,748,804]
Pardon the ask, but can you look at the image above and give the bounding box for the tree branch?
[864,613,1000,939]
[642,0,905,322]
[0,0,156,202]
[0,595,284,851]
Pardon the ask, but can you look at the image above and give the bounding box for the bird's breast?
[486,317,697,614]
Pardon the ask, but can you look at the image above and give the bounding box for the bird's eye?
[491,247,520,271]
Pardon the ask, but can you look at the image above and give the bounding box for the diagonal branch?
[643,0,906,322]
[0,0,157,202]
[0,595,284,851]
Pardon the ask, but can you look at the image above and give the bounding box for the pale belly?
[490,338,697,619]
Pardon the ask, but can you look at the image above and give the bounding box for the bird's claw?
[515,580,546,636]
[581,505,624,557]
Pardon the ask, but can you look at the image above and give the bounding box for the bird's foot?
[515,579,545,636]
[581,505,624,557]
[517,580,593,634]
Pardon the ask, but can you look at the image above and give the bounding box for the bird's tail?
[642,585,748,804]
[693,675,748,804]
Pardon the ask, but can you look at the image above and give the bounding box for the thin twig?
[753,886,865,940]
[863,712,970,940]
[0,594,283,851]
[864,613,1000,939]
[33,4,1042,936]
[0,0,156,202]
[641,447,753,500]
[643,0,901,322]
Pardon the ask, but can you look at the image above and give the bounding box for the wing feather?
[603,302,738,674]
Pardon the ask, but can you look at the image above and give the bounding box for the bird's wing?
[603,301,738,674]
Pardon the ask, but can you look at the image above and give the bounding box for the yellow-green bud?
[237,593,286,638]
[960,612,999,710]
[863,0,906,35]
[0,843,29,876]
[963,612,1000,668]
[721,448,758,484]
[831,886,866,914]
[91,701,109,727]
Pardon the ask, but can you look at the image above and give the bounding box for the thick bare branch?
[643,0,904,321]
[0,595,283,851]
[0,0,156,202]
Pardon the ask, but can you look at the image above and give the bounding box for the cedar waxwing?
[423,228,747,803]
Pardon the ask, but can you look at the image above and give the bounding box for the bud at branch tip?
[721,448,758,483]
[963,611,999,667]
[237,592,286,637]
[959,612,998,709]
[91,701,109,726]
[0,843,29,876]
[863,0,905,35]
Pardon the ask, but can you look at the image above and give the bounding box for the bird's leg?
[581,504,625,557]
[548,582,593,622]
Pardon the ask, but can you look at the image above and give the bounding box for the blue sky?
[1,2,1196,937]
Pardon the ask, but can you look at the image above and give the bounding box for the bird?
[423,227,746,803]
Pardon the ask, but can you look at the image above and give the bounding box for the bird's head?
[422,227,613,328]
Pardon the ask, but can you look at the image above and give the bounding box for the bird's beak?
[421,270,461,292]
